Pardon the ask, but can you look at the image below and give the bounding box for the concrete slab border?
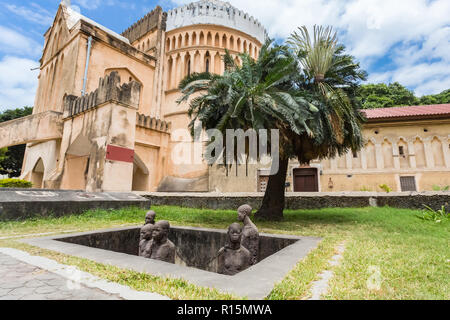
[0,247,169,300]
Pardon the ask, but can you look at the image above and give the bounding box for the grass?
[0,206,448,300]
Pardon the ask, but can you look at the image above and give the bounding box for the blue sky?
[0,0,449,112]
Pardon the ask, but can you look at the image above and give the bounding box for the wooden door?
[293,168,319,192]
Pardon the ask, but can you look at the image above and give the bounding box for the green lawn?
[0,206,448,300]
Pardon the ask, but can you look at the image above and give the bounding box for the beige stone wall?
[318,120,450,192]
[134,125,170,191]
[79,37,155,116]
[21,140,61,188]
[34,8,81,114]
[209,119,450,193]
[161,24,262,185]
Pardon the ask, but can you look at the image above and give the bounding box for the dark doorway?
[293,168,319,192]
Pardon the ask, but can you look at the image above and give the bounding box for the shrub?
[379,184,392,193]
[432,185,450,192]
[0,178,33,188]
[419,205,448,223]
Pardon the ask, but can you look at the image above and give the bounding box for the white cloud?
[0,56,39,111]
[74,0,103,10]
[169,0,450,95]
[4,3,54,26]
[73,0,125,10]
[0,25,42,57]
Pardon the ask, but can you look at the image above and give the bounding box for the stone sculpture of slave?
[139,224,154,258]
[217,223,251,276]
[145,210,156,225]
[148,220,176,264]
[140,210,156,242]
[237,204,260,265]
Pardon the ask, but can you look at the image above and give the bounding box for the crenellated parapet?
[63,72,141,118]
[166,0,268,43]
[136,113,171,133]
[121,6,167,44]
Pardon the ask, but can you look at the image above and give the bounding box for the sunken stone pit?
[57,226,300,274]
[22,226,321,299]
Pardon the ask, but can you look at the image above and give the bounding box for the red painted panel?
[106,145,135,163]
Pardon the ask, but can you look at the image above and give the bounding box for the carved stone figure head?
[140,224,154,241]
[145,210,156,225]
[237,204,252,222]
[228,223,243,245]
[153,220,170,243]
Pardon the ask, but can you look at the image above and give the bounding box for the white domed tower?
[159,0,268,191]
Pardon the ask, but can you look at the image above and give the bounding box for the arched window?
[185,53,191,77]
[167,57,173,89]
[53,32,59,55]
[215,33,220,47]
[205,51,210,72]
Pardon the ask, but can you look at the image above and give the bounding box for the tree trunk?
[255,157,289,221]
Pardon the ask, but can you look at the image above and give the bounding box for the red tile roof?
[362,104,450,121]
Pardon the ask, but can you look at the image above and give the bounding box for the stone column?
[330,157,338,171]
[392,142,400,169]
[360,148,368,170]
[220,52,225,75]
[170,54,177,89]
[179,52,186,85]
[375,143,384,169]
[346,152,353,170]
[407,141,417,168]
[443,137,450,168]
[423,138,435,168]
[210,51,215,74]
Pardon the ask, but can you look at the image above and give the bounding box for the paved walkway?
[0,248,169,300]
[0,253,121,300]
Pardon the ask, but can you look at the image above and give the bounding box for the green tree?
[357,82,419,109]
[419,89,450,105]
[0,106,33,177]
[178,26,366,220]
[0,107,33,122]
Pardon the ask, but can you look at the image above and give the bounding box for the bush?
[379,184,392,193]
[0,178,33,188]
[419,205,448,223]
[432,185,450,192]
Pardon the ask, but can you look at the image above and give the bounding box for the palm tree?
[178,26,367,220]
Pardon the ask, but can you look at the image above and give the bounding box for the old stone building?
[0,0,448,193]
